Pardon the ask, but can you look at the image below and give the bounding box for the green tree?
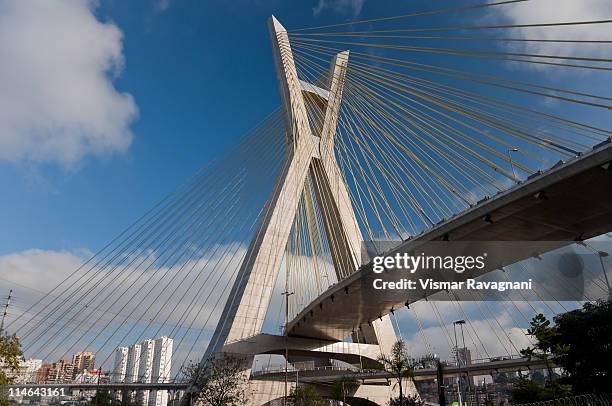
[331,376,358,403]
[0,334,23,406]
[291,385,325,406]
[517,300,612,396]
[389,393,425,406]
[88,390,116,406]
[520,313,558,383]
[549,300,611,393]
[511,377,571,404]
[182,354,249,406]
[378,339,416,405]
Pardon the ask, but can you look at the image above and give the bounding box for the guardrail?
[252,365,369,376]
[252,354,530,377]
[515,393,612,406]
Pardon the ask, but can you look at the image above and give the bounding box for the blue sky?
[0,0,443,254]
[1,0,610,254]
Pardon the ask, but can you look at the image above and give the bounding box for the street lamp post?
[282,290,294,406]
[458,320,474,406]
[453,321,463,406]
[454,320,467,406]
[507,148,519,183]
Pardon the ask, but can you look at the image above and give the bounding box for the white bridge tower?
[189,16,409,405]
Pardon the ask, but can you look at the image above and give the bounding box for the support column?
[201,17,317,361]
[198,15,396,377]
[310,49,362,278]
[312,48,397,355]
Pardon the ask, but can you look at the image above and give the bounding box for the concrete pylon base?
[250,380,295,406]
[249,377,419,406]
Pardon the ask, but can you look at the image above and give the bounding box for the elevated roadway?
[287,140,612,341]
[252,356,552,384]
[7,357,550,392]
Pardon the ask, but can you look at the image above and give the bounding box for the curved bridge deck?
[287,141,612,341]
[252,356,551,383]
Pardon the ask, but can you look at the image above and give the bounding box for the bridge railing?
[515,393,612,406]
[267,400,346,406]
[252,365,382,377]
[253,354,530,377]
[470,354,524,365]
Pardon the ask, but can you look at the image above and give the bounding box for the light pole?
[453,320,466,406]
[282,290,294,405]
[507,148,519,183]
[458,320,473,406]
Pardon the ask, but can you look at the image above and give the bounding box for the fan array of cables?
[288,8,611,240]
[5,111,289,380]
[279,0,612,364]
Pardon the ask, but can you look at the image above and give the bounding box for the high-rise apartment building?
[148,336,173,406]
[112,347,129,383]
[114,336,173,406]
[124,343,142,404]
[110,347,129,402]
[19,359,42,383]
[125,344,142,383]
[456,347,475,387]
[137,339,156,406]
[46,360,74,383]
[72,351,95,374]
[0,358,42,384]
[35,363,52,384]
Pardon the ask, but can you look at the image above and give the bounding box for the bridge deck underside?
[252,357,550,384]
[287,143,612,341]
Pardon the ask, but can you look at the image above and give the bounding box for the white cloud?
[0,245,247,369]
[0,0,137,166]
[403,319,533,361]
[0,245,241,325]
[4,247,584,369]
[154,0,170,12]
[0,248,88,295]
[391,300,554,360]
[313,0,367,18]
[490,0,612,68]
[0,244,341,371]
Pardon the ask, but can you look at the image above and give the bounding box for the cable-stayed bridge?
[287,140,612,342]
[4,3,612,405]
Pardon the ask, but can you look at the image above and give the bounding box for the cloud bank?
[0,0,137,166]
[313,0,366,18]
[0,245,241,367]
[491,0,612,67]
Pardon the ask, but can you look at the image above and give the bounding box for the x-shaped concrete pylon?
[201,16,395,362]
